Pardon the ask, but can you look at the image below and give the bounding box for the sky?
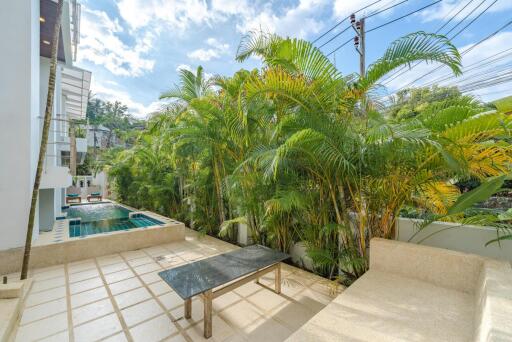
[75,0,512,118]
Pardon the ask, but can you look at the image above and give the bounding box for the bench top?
[158,245,289,299]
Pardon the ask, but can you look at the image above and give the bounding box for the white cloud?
[187,38,230,61]
[117,0,212,32]
[382,31,512,102]
[176,64,193,73]
[235,0,328,39]
[175,64,214,80]
[333,0,400,20]
[420,0,512,23]
[91,79,164,118]
[78,7,155,77]
[116,0,328,41]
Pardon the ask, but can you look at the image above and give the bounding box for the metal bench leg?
[204,290,213,338]
[184,298,192,319]
[275,263,281,294]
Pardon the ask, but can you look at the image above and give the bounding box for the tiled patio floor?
[7,229,339,342]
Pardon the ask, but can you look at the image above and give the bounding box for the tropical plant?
[104,31,512,284]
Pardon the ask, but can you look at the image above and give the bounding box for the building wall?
[38,189,55,232]
[397,217,512,262]
[0,0,40,250]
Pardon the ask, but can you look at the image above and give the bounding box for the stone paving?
[5,229,339,342]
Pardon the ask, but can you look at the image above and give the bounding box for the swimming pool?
[65,203,163,237]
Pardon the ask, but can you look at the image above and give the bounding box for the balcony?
[40,165,72,189]
[58,137,87,153]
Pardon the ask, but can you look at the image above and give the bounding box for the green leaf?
[447,175,507,215]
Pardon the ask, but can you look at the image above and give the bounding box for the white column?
[0,0,40,250]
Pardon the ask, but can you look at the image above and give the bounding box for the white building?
[0,0,91,250]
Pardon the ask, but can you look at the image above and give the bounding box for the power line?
[365,0,409,20]
[327,0,442,57]
[381,0,477,85]
[459,72,512,92]
[389,18,512,94]
[420,47,512,87]
[444,64,512,90]
[312,0,384,44]
[382,0,497,87]
[436,0,477,33]
[318,0,407,49]
[444,0,487,36]
[367,0,442,33]
[449,0,498,39]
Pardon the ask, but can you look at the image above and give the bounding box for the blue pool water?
[65,203,163,237]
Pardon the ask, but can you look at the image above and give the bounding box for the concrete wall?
[0,0,40,250]
[397,217,512,262]
[288,217,512,273]
[38,189,55,232]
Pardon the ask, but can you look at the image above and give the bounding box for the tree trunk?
[20,0,64,280]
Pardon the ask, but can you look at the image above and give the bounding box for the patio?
[6,229,338,342]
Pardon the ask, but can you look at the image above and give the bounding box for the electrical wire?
[327,0,442,57]
[381,0,477,85]
[420,47,512,87]
[318,0,407,49]
[366,0,442,33]
[388,18,512,95]
[444,0,487,36]
[449,0,498,39]
[312,0,384,43]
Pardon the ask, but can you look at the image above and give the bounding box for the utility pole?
[351,14,366,115]
[351,14,366,78]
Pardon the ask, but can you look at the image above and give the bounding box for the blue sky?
[76,0,512,118]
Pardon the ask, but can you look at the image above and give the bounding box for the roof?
[61,65,91,119]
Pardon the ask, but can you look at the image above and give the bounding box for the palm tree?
[21,0,64,280]
[104,31,512,284]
